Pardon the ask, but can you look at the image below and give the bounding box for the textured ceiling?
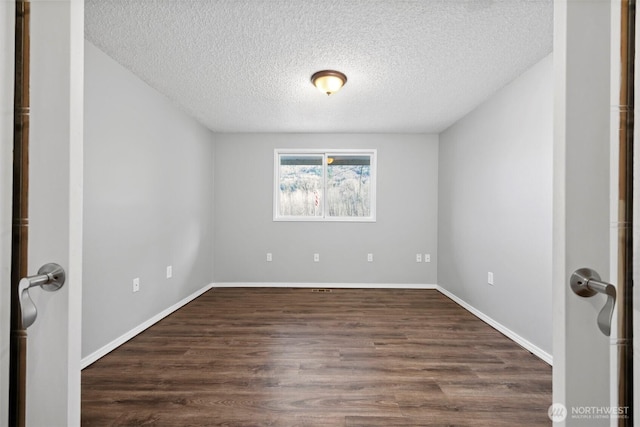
[85,0,553,133]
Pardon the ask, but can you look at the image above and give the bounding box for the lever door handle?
[18,263,65,329]
[570,268,617,336]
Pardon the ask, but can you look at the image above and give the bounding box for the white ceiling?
[85,0,553,134]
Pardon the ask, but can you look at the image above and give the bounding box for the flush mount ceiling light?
[311,70,347,96]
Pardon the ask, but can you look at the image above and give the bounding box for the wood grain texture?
[82,288,551,426]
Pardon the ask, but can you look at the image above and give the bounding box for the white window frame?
[274,148,377,222]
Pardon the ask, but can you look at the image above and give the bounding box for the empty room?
[1,0,634,426]
[81,1,553,424]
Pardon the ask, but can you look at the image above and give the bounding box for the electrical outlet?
[416,253,422,263]
[314,253,320,262]
[424,254,431,263]
[488,272,494,286]
[133,277,140,293]
[166,265,172,278]
[266,253,273,262]
[367,253,373,262]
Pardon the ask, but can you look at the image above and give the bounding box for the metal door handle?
[570,268,617,336]
[18,263,65,329]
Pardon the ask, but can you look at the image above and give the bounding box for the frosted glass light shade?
[311,70,347,96]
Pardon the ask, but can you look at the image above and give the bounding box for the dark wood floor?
[81,288,552,426]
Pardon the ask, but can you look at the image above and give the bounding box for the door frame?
[1,2,16,427]
[553,0,633,425]
[1,1,83,426]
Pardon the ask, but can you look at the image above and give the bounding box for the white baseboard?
[436,286,553,365]
[81,281,552,368]
[80,283,214,369]
[213,282,438,289]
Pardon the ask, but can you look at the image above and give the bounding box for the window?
[274,149,376,221]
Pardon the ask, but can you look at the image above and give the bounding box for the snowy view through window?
[277,152,374,220]
[278,155,324,217]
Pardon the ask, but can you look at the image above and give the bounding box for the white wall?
[214,133,438,285]
[438,54,553,356]
[82,41,215,359]
[0,2,14,426]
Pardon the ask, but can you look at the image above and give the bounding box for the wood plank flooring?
[81,288,551,426]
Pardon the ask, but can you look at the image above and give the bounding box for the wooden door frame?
[9,1,31,425]
[617,0,635,423]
